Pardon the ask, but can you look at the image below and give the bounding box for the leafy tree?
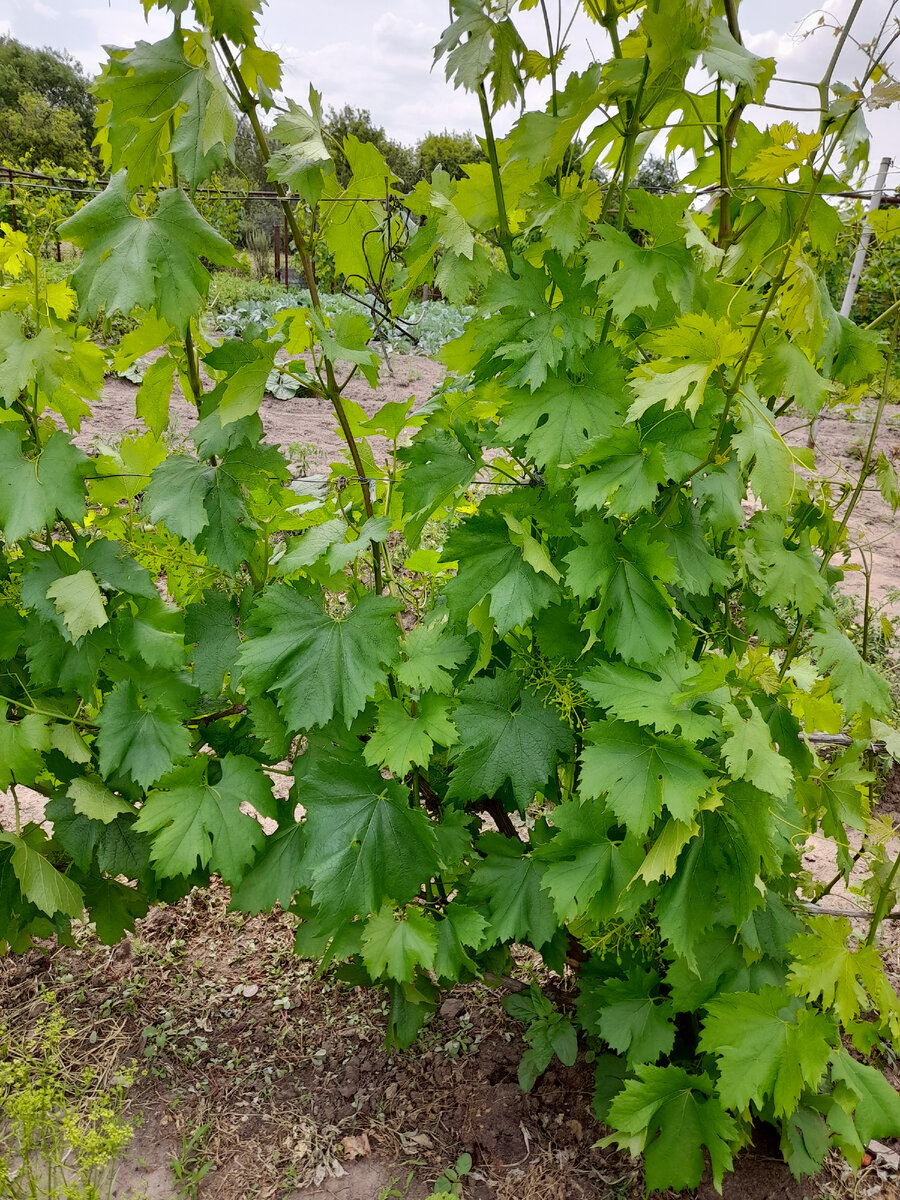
[0,37,95,162]
[322,105,415,187]
[0,93,92,173]
[416,130,485,180]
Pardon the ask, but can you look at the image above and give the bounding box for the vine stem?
[477,85,517,276]
[217,38,385,595]
[866,849,900,946]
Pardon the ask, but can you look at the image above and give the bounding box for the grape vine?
[1,0,900,1190]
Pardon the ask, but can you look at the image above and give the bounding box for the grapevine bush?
[2,0,900,1191]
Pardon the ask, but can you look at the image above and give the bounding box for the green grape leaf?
[136,754,274,883]
[0,430,87,543]
[787,916,899,1031]
[699,987,838,1118]
[395,622,471,694]
[94,31,233,188]
[721,701,793,798]
[830,1048,900,1147]
[583,225,693,320]
[468,833,558,948]
[299,757,439,918]
[580,720,714,836]
[754,340,830,414]
[59,173,235,333]
[498,352,627,476]
[580,968,676,1068]
[0,832,84,919]
[229,824,306,915]
[135,355,176,437]
[267,88,333,199]
[702,19,775,101]
[536,799,644,922]
[364,693,457,776]
[565,519,676,667]
[732,400,796,510]
[68,776,133,824]
[0,709,52,789]
[239,587,401,732]
[362,905,438,983]
[96,680,192,790]
[448,672,572,808]
[82,875,149,945]
[876,453,900,512]
[810,611,892,718]
[184,591,241,696]
[45,571,108,642]
[398,431,481,520]
[579,655,719,743]
[435,0,527,112]
[443,512,559,634]
[603,1065,738,1193]
[575,426,669,515]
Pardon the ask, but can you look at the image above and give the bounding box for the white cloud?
[1,0,897,168]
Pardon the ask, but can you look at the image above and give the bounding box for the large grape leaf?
[184,591,241,696]
[448,672,572,808]
[604,1065,738,1193]
[298,757,439,918]
[579,654,719,743]
[699,987,838,1118]
[810,611,892,719]
[0,430,87,543]
[135,754,275,884]
[398,431,482,522]
[579,967,676,1068]
[497,349,627,475]
[467,833,558,949]
[565,519,677,666]
[830,1049,900,1148]
[96,680,192,790]
[60,174,235,333]
[535,799,645,922]
[443,512,559,634]
[579,720,715,836]
[94,31,234,188]
[239,586,401,732]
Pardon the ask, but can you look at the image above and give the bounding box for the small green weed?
[170,1122,212,1199]
[0,992,135,1200]
[427,1153,472,1198]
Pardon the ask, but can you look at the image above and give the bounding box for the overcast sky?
[2,0,899,185]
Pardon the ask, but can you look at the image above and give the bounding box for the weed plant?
[0,994,135,1200]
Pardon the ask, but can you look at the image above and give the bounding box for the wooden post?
[7,169,17,232]
[283,214,289,288]
[811,156,893,447]
[274,223,281,278]
[841,155,892,318]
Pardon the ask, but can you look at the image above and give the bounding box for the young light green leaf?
[362,905,438,983]
[699,987,838,1118]
[136,754,275,883]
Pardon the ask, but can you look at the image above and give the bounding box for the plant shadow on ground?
[0,883,888,1200]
